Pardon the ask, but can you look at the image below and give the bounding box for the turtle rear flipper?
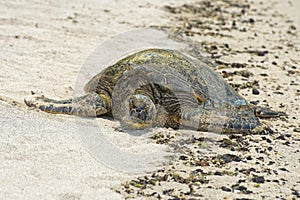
[178,104,259,133]
[24,93,110,117]
[252,106,287,118]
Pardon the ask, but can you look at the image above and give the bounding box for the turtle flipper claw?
[252,106,287,118]
[24,95,45,108]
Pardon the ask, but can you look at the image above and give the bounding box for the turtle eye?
[128,99,134,106]
[140,104,146,109]
[129,99,137,109]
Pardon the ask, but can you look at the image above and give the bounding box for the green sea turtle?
[24,49,284,133]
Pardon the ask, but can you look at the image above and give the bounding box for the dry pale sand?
[1,0,299,199]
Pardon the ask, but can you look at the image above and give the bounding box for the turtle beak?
[130,107,148,122]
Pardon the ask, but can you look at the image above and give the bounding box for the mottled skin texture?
[25,49,282,133]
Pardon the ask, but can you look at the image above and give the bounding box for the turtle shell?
[85,49,245,106]
[85,49,257,131]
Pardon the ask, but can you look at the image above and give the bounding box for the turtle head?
[125,94,156,129]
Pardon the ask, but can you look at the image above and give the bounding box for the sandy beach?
[1,0,299,199]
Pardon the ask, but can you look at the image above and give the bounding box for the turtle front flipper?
[251,105,287,118]
[24,92,110,117]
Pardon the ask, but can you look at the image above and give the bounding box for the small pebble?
[267,146,273,151]
[221,186,231,192]
[252,175,265,183]
[291,189,300,198]
[238,179,246,183]
[260,73,268,76]
[257,50,268,56]
[252,88,260,95]
[214,171,222,176]
[279,167,289,172]
[249,18,255,24]
[246,156,252,160]
[250,100,259,105]
[268,161,275,165]
[219,154,242,163]
[179,155,189,160]
[293,128,300,132]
